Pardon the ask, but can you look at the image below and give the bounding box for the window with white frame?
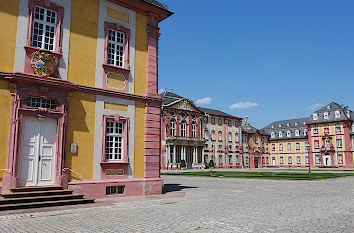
[228,155,232,164]
[192,122,197,138]
[271,144,275,151]
[338,154,343,164]
[180,120,186,137]
[235,133,239,142]
[325,139,331,149]
[218,131,222,141]
[211,130,215,141]
[288,155,292,164]
[313,128,319,134]
[107,29,125,67]
[170,119,176,136]
[315,155,320,164]
[280,156,284,164]
[296,156,301,164]
[287,130,291,137]
[313,113,318,120]
[287,143,292,151]
[235,121,239,127]
[335,110,340,118]
[279,131,283,138]
[279,143,283,151]
[305,156,309,164]
[218,118,222,125]
[228,132,232,142]
[211,117,215,124]
[204,117,208,123]
[324,128,329,134]
[335,126,341,133]
[314,140,319,149]
[24,96,58,109]
[204,129,209,139]
[218,145,222,151]
[304,129,307,136]
[336,139,342,148]
[271,132,275,138]
[228,120,232,127]
[106,121,124,161]
[32,6,57,50]
[296,142,300,150]
[323,112,329,119]
[295,130,299,136]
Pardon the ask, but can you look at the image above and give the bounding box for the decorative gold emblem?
[176,99,193,111]
[31,50,58,77]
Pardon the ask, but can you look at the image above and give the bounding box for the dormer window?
[271,132,275,138]
[295,130,300,136]
[324,112,329,119]
[313,113,318,120]
[294,122,298,126]
[271,125,274,128]
[335,110,340,118]
[346,110,350,118]
[287,130,291,137]
[304,129,307,136]
[286,123,290,127]
[327,105,331,110]
[279,124,282,127]
[279,131,283,138]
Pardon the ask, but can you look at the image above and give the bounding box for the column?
[173,146,176,164]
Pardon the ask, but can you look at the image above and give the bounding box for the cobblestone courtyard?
[1,175,354,232]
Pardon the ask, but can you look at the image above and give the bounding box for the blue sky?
[157,0,354,128]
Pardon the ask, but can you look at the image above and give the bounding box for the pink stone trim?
[68,177,163,199]
[146,15,160,97]
[101,114,130,163]
[2,83,68,191]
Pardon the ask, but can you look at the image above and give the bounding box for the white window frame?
[32,6,57,51]
[287,131,291,137]
[295,130,299,136]
[218,131,222,142]
[287,143,292,151]
[313,113,318,120]
[324,112,329,119]
[296,142,300,150]
[105,121,124,161]
[335,110,340,118]
[180,120,187,137]
[338,154,343,164]
[314,140,319,149]
[107,29,125,67]
[170,119,176,136]
[192,122,197,138]
[336,139,342,148]
[271,132,275,138]
[279,131,283,138]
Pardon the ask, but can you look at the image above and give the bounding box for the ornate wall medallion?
[31,50,58,77]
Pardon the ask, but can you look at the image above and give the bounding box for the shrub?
[180,160,186,168]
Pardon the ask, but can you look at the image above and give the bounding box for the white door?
[19,117,57,187]
[323,155,331,166]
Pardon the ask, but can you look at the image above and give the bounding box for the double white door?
[19,117,57,187]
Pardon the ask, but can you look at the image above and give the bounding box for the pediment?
[170,99,199,112]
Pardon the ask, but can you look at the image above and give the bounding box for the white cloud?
[158,88,166,94]
[196,97,212,105]
[308,103,322,110]
[230,101,259,109]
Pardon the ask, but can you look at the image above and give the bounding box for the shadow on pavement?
[163,183,197,193]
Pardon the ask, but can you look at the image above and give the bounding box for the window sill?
[102,63,130,76]
[24,46,63,57]
[100,162,129,165]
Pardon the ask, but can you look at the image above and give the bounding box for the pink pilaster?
[343,121,353,168]
[144,104,161,179]
[146,15,160,98]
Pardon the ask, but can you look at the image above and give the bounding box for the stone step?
[11,186,64,193]
[0,198,95,211]
[0,194,84,205]
[1,189,73,199]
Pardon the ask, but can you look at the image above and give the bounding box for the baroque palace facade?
[0,0,172,198]
[161,92,354,169]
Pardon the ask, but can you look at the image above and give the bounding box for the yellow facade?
[0,80,11,174]
[134,101,145,178]
[134,13,148,96]
[67,0,99,87]
[269,139,307,166]
[65,92,96,180]
[0,0,19,72]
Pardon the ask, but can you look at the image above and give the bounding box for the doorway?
[19,117,57,187]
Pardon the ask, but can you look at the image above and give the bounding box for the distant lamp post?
[306,144,312,181]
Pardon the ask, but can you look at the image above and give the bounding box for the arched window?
[192,122,197,138]
[295,130,300,136]
[279,131,283,138]
[271,132,275,138]
[170,119,176,136]
[287,130,291,137]
[180,120,186,137]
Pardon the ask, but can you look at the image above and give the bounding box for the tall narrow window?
[180,120,186,137]
[106,121,124,161]
[170,119,176,136]
[218,131,222,141]
[336,139,342,148]
[192,122,196,138]
[107,29,125,67]
[32,6,57,50]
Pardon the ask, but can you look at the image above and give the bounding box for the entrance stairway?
[0,186,94,211]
